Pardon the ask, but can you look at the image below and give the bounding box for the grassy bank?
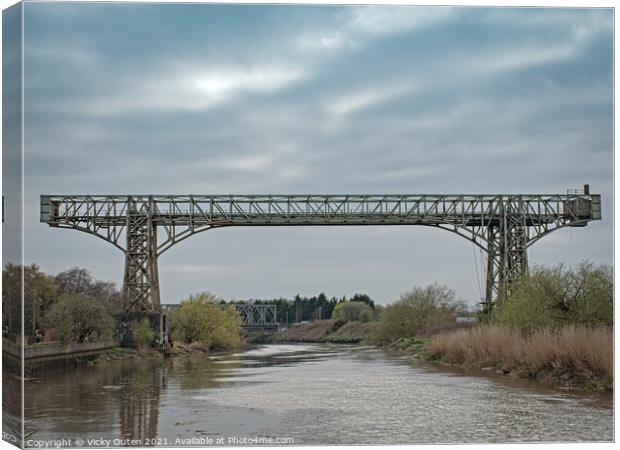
[278,320,338,342]
[94,346,152,364]
[320,321,377,343]
[277,319,377,344]
[93,342,211,365]
[401,325,612,391]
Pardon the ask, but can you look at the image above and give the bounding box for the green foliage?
[2,264,122,338]
[171,292,244,350]
[391,337,427,355]
[3,263,61,334]
[43,294,115,344]
[492,261,613,330]
[350,293,375,309]
[320,320,378,344]
[233,292,374,323]
[376,283,466,343]
[331,301,374,322]
[373,304,385,318]
[392,337,424,350]
[131,318,156,347]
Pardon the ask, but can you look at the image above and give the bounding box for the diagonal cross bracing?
[40,190,601,313]
[234,304,277,328]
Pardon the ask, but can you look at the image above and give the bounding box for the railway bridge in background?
[162,303,278,329]
[40,185,601,313]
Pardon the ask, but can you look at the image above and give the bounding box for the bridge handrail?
[41,193,601,222]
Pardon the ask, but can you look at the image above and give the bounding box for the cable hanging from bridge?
[472,242,483,304]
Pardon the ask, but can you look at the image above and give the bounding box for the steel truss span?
[234,304,278,328]
[40,190,601,313]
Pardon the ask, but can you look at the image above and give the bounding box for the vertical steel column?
[122,196,161,312]
[483,225,500,313]
[485,197,528,308]
[500,197,529,299]
[483,197,529,312]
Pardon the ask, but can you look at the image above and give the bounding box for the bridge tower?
[40,187,601,313]
[482,199,529,312]
[122,197,161,311]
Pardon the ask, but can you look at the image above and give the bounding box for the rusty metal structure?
[40,186,601,313]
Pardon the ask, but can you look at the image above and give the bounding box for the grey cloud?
[17,5,613,305]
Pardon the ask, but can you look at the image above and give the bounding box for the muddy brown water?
[3,344,614,446]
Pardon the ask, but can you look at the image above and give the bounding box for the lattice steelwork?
[40,189,601,313]
[122,197,161,312]
[235,304,278,328]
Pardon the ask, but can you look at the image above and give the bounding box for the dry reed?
[428,325,613,387]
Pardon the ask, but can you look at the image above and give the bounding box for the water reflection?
[168,354,243,390]
[119,365,166,444]
[21,344,613,446]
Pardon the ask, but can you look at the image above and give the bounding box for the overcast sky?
[9,3,614,306]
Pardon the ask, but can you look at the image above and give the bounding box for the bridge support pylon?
[122,197,161,312]
[482,202,529,313]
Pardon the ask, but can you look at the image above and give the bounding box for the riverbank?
[277,319,377,343]
[93,320,377,364]
[93,342,215,365]
[391,326,613,392]
[277,319,613,392]
[92,320,613,393]
[3,339,126,375]
[90,320,361,365]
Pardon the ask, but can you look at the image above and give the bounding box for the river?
[7,344,615,446]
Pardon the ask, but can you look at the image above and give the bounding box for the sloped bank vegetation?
[278,319,378,344]
[277,294,381,343]
[427,325,612,389]
[95,292,245,365]
[386,261,613,391]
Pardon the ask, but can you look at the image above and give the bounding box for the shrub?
[131,318,155,347]
[493,261,612,330]
[350,293,375,309]
[43,294,115,344]
[376,283,466,343]
[171,292,244,350]
[331,301,374,322]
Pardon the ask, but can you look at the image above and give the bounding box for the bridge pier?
[500,199,529,297]
[122,197,161,312]
[483,217,529,313]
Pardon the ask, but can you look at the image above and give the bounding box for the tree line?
[374,260,613,345]
[2,264,121,343]
[227,293,375,324]
[6,260,608,348]
[1,263,378,346]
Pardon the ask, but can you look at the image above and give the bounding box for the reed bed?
[428,325,613,387]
